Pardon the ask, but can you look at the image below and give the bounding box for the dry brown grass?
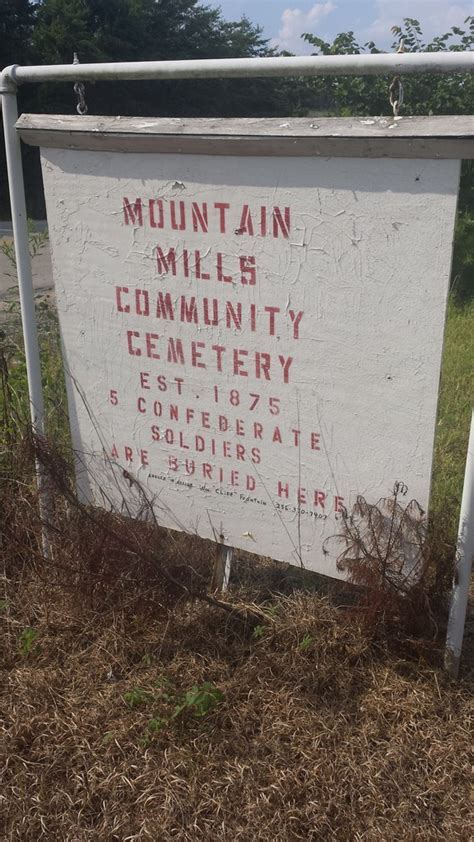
[1,541,472,839]
[2,594,473,841]
[1,430,472,841]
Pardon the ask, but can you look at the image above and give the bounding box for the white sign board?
[38,126,460,577]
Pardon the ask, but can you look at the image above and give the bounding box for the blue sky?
[207,1,473,53]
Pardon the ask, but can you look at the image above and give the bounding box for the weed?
[0,220,49,271]
[252,624,265,639]
[330,483,454,638]
[299,633,314,651]
[172,682,224,720]
[146,716,167,733]
[123,687,153,708]
[18,627,39,657]
[140,653,153,667]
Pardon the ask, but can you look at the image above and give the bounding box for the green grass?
[431,299,474,540]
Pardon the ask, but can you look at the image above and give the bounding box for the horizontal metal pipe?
[3,51,474,87]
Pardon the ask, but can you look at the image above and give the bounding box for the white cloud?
[365,1,472,46]
[271,2,337,54]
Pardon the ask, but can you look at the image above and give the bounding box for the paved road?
[0,220,53,298]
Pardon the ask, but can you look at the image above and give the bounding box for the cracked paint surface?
[40,148,459,577]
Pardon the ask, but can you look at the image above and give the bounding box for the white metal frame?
[1,53,473,668]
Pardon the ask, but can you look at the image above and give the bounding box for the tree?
[301,17,474,301]
[30,0,296,117]
[302,17,474,117]
[0,0,36,70]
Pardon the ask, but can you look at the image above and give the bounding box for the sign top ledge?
[17,113,474,158]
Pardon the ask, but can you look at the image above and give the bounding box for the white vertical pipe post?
[212,544,233,593]
[445,408,474,677]
[1,85,50,553]
[222,546,233,592]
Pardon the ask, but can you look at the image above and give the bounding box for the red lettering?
[289,310,304,339]
[127,330,141,356]
[334,496,345,513]
[167,338,185,365]
[226,302,242,330]
[170,200,185,231]
[240,255,256,285]
[191,341,206,369]
[313,491,326,509]
[156,292,175,320]
[265,306,279,335]
[191,202,208,233]
[145,333,160,360]
[149,199,164,228]
[135,288,149,317]
[214,202,229,233]
[203,298,218,326]
[156,247,177,275]
[279,355,293,384]
[116,286,130,313]
[253,422,263,439]
[256,352,271,381]
[180,296,198,324]
[217,252,232,283]
[123,197,142,226]
[273,206,290,238]
[212,345,226,372]
[237,204,254,236]
[233,348,248,377]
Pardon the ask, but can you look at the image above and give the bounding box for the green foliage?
[123,686,153,708]
[299,633,314,651]
[0,221,49,271]
[431,300,474,540]
[18,626,39,657]
[0,224,68,454]
[122,677,224,744]
[172,682,224,719]
[0,0,36,69]
[302,17,474,118]
[252,624,265,639]
[452,211,474,303]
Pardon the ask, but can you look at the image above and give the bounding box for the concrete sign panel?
[38,126,460,577]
